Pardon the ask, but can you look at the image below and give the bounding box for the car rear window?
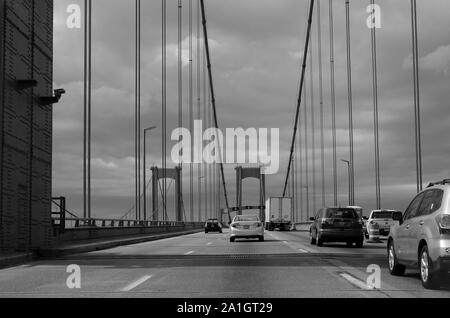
[235,216,259,222]
[372,211,394,219]
[325,209,357,219]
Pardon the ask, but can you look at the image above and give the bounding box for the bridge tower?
[235,166,266,222]
[0,0,55,252]
[151,167,183,222]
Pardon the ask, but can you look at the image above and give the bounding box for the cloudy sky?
[52,0,450,220]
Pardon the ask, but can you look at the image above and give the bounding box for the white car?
[230,215,264,242]
[366,210,401,241]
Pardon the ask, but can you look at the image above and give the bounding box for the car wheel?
[205,230,208,234]
[388,241,406,276]
[310,230,316,245]
[259,236,264,242]
[356,239,364,248]
[316,232,323,247]
[230,237,235,243]
[420,245,440,289]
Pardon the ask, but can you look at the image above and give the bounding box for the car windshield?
[325,209,357,219]
[372,211,394,219]
[234,216,259,222]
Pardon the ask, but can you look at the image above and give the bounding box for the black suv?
[310,207,364,247]
[205,219,223,233]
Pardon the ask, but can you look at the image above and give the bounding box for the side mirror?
[393,211,403,225]
[309,217,315,221]
[362,216,368,220]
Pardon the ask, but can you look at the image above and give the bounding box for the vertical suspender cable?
[203,49,207,219]
[200,0,231,222]
[162,0,167,221]
[329,0,337,206]
[83,0,88,219]
[282,0,315,197]
[317,0,326,207]
[83,0,92,219]
[189,0,194,221]
[310,31,316,216]
[197,0,202,221]
[291,151,295,221]
[345,0,355,206]
[207,68,212,219]
[298,96,303,221]
[304,80,310,219]
[370,0,381,209]
[294,142,297,222]
[135,0,141,220]
[88,0,92,219]
[411,0,422,193]
[177,0,183,221]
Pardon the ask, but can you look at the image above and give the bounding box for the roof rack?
[427,179,450,188]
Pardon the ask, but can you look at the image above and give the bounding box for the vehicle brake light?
[231,223,238,229]
[254,223,262,227]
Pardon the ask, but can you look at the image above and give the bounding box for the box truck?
[265,197,293,231]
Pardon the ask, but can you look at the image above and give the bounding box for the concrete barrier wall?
[57,223,204,242]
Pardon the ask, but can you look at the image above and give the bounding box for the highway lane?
[0,229,449,298]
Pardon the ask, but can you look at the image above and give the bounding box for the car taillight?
[231,224,238,228]
[436,215,450,234]
[254,222,262,227]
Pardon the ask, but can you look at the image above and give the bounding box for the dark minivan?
[310,208,364,248]
[205,219,223,234]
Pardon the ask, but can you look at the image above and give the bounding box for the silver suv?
[388,180,450,289]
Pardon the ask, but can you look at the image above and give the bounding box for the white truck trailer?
[265,197,293,231]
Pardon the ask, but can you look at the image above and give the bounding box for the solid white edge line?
[339,272,374,291]
[120,275,153,292]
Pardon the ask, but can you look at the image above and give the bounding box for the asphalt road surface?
[0,229,449,298]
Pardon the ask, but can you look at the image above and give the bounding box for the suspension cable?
[135,0,142,220]
[200,0,231,222]
[329,0,337,206]
[411,0,422,193]
[346,0,355,205]
[197,0,202,222]
[370,0,381,209]
[310,28,316,217]
[282,0,315,197]
[189,0,194,221]
[177,0,183,221]
[161,0,167,221]
[317,0,326,208]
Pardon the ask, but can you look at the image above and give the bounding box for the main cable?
[282,0,315,197]
[200,0,231,222]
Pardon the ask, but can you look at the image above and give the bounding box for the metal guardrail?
[51,196,204,231]
[60,218,203,230]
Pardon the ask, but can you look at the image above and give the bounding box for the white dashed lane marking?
[120,275,153,292]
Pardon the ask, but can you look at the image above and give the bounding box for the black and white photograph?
[0,0,450,306]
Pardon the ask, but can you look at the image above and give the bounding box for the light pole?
[143,126,157,221]
[341,159,351,206]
